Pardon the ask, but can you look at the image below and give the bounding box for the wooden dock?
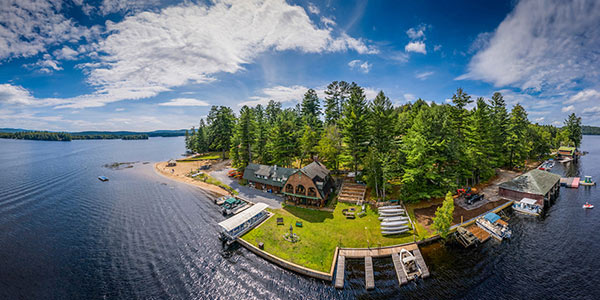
[412,249,430,278]
[391,253,408,286]
[335,243,429,289]
[365,256,374,290]
[466,224,490,243]
[334,255,345,289]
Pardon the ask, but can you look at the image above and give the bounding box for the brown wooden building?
[283,161,334,207]
[498,169,561,209]
[242,164,297,193]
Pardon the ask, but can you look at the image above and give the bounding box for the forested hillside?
[185,82,583,202]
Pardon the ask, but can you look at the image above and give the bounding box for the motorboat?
[580,176,596,186]
[98,176,109,181]
[512,198,542,216]
[583,202,594,209]
[400,249,422,280]
[476,212,512,241]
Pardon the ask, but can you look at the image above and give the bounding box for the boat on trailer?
[476,212,511,241]
[512,198,542,216]
[400,249,422,281]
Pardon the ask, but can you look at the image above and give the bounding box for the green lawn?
[241,202,415,273]
[177,152,225,161]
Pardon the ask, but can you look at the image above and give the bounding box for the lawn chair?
[277,218,284,225]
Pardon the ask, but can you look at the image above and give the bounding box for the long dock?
[336,243,429,289]
[391,253,408,286]
[365,256,374,290]
[334,255,345,289]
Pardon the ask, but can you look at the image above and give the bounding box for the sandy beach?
[154,161,230,196]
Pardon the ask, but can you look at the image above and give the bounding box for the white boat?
[580,176,596,186]
[583,202,594,209]
[379,210,406,217]
[379,216,410,222]
[379,205,403,210]
[512,198,542,216]
[400,249,422,280]
[378,208,405,214]
[381,228,409,235]
[380,222,409,229]
[476,213,512,241]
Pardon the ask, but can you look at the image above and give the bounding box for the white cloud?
[561,105,575,113]
[566,89,600,104]
[0,0,96,61]
[239,84,380,107]
[307,3,319,14]
[434,44,442,52]
[406,25,426,40]
[405,41,426,54]
[320,16,336,28]
[348,59,372,73]
[404,93,416,102]
[416,71,434,80]
[0,84,36,105]
[534,117,545,123]
[62,0,376,108]
[53,46,79,60]
[582,106,600,115]
[457,0,600,92]
[158,98,210,107]
[115,107,125,111]
[99,0,161,15]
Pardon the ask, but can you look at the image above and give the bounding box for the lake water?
[1,136,599,299]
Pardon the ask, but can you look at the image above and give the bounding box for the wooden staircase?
[337,180,367,204]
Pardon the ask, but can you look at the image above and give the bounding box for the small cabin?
[498,169,561,209]
[167,159,177,167]
[283,161,334,207]
[557,146,576,159]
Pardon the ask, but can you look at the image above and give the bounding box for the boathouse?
[283,161,334,207]
[218,203,269,240]
[242,164,297,193]
[498,169,561,209]
[557,146,576,159]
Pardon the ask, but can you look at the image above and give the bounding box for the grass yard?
[241,202,415,273]
[177,152,225,161]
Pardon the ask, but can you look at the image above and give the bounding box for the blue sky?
[1,0,599,131]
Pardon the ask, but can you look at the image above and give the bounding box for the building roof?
[558,146,576,154]
[484,212,500,223]
[499,169,561,196]
[243,163,297,188]
[218,203,269,232]
[300,161,330,181]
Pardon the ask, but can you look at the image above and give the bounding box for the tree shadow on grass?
[283,205,334,223]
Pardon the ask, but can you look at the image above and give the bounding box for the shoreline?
[153,161,230,197]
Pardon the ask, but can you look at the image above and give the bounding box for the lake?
[1,136,599,299]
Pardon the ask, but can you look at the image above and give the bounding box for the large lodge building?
[243,161,334,208]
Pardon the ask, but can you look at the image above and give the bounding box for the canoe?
[379,216,409,222]
[379,211,406,217]
[381,228,409,235]
[378,208,405,214]
[379,205,403,210]
[381,222,409,228]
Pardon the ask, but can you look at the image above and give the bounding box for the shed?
[557,146,576,158]
[167,159,177,167]
[498,169,561,208]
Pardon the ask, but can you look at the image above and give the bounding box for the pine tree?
[465,97,494,183]
[254,104,269,164]
[489,92,509,166]
[301,88,322,131]
[231,105,255,168]
[316,124,343,171]
[366,91,395,197]
[505,104,530,169]
[564,113,582,148]
[340,85,368,174]
[299,124,318,167]
[207,106,235,159]
[432,192,455,239]
[196,119,208,153]
[324,81,352,125]
[269,109,299,167]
